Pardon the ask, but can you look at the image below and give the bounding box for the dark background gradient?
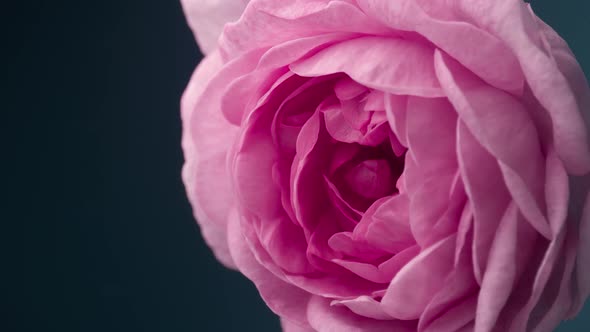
[14,0,589,331]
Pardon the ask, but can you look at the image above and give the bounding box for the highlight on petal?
[331,296,392,320]
[307,296,416,332]
[474,202,519,332]
[181,0,249,54]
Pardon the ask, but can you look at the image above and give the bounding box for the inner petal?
[344,159,395,200]
[330,141,404,212]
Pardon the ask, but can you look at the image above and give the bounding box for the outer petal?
[181,51,237,268]
[435,50,551,240]
[228,209,313,327]
[221,0,390,61]
[356,0,524,93]
[181,0,249,55]
[456,0,590,175]
[307,296,416,332]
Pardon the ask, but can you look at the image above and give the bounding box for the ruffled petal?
[456,0,590,174]
[221,0,390,61]
[356,0,524,93]
[181,51,237,268]
[291,36,443,97]
[435,50,551,240]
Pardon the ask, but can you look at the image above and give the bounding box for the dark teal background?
[13,0,589,331]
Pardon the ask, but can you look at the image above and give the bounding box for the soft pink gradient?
[181,0,590,331]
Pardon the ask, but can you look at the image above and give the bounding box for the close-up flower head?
[181,0,590,331]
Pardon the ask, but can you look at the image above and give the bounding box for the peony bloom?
[180,0,590,331]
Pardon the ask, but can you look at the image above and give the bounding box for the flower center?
[343,159,395,200]
[329,141,404,213]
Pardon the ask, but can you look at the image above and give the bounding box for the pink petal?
[227,209,312,326]
[356,0,524,93]
[307,296,417,332]
[408,174,456,247]
[504,230,566,331]
[181,50,237,268]
[334,76,369,101]
[434,50,551,240]
[474,202,519,332]
[454,201,473,266]
[423,295,477,332]
[324,177,362,228]
[181,0,248,54]
[333,245,419,284]
[291,36,443,97]
[259,33,358,70]
[530,229,577,332]
[291,111,327,233]
[456,0,590,174]
[257,215,314,275]
[545,147,570,236]
[328,232,383,262]
[456,122,509,284]
[353,194,415,254]
[405,97,457,171]
[331,296,393,320]
[233,110,283,221]
[384,93,409,148]
[364,91,386,112]
[419,246,477,332]
[381,234,456,320]
[220,65,285,125]
[221,0,390,61]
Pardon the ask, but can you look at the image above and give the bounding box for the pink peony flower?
[181,0,590,331]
